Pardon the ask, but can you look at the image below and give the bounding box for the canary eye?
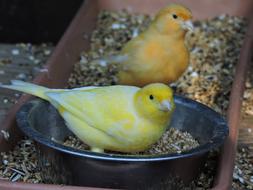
[149,95,154,100]
[172,14,178,19]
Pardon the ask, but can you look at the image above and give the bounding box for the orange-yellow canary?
[96,4,193,86]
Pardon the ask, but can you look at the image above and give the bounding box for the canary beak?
[181,20,194,32]
[160,100,172,111]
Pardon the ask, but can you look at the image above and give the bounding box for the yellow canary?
[1,80,175,153]
[95,4,193,86]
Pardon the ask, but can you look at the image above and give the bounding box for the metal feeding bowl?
[16,95,228,189]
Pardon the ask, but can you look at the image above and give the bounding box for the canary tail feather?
[90,54,128,66]
[0,80,49,101]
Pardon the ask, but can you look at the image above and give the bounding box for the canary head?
[135,83,175,124]
[153,4,193,35]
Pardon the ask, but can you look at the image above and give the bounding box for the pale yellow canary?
[1,80,175,153]
[95,4,193,86]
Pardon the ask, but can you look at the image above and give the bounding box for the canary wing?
[46,86,140,143]
[119,34,146,71]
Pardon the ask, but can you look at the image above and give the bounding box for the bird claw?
[91,147,104,153]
